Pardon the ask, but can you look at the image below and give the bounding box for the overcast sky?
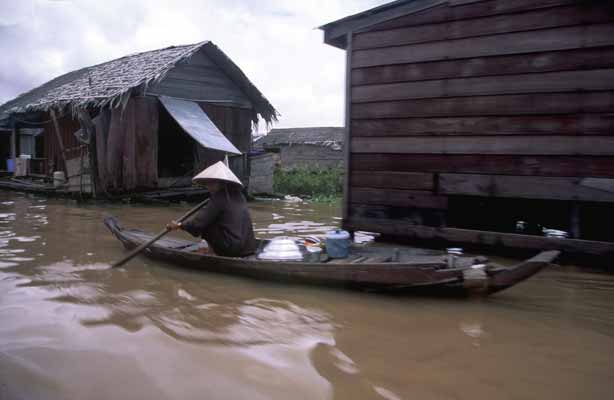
[0,0,388,131]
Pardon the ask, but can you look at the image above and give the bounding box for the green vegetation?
[273,167,343,202]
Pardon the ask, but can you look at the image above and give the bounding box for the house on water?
[320,0,614,259]
[249,127,344,194]
[0,41,277,194]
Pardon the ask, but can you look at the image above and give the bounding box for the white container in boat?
[53,171,66,188]
[446,248,464,268]
[543,229,568,239]
[325,230,350,259]
[257,237,303,261]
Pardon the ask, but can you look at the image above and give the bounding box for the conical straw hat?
[192,161,243,187]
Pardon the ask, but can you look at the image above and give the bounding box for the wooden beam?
[94,109,111,193]
[133,96,159,189]
[351,114,614,137]
[105,106,125,190]
[344,217,614,256]
[50,109,68,176]
[570,203,581,239]
[351,171,434,190]
[76,109,96,137]
[351,154,614,178]
[76,109,97,196]
[351,187,448,209]
[368,0,576,31]
[10,127,16,176]
[353,4,613,50]
[322,0,446,47]
[439,173,614,202]
[351,92,614,119]
[349,203,446,226]
[352,47,614,86]
[163,68,243,87]
[122,100,137,191]
[351,136,614,156]
[580,177,614,193]
[343,32,353,221]
[352,69,614,103]
[352,23,614,67]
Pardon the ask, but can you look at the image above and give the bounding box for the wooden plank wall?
[199,104,253,153]
[95,96,159,192]
[198,103,253,183]
[346,0,614,242]
[248,152,279,194]
[132,46,256,186]
[147,49,253,108]
[38,98,253,192]
[42,114,81,174]
[279,144,343,170]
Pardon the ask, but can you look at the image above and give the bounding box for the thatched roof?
[254,127,345,150]
[0,41,278,125]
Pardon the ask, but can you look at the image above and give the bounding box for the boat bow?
[485,250,560,294]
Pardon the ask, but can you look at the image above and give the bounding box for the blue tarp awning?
[159,96,241,155]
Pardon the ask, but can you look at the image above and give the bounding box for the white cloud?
[0,0,388,130]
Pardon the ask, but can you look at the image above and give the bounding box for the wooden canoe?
[104,216,559,296]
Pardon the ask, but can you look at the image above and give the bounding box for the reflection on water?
[0,193,613,399]
[251,200,339,239]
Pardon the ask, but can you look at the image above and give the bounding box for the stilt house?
[0,41,277,194]
[320,0,614,259]
[249,126,344,194]
[254,127,344,170]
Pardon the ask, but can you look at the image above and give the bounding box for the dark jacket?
[181,188,257,257]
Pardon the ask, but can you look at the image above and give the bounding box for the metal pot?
[257,237,304,261]
[543,229,568,239]
[304,245,322,263]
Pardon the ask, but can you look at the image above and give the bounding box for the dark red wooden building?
[321,0,614,259]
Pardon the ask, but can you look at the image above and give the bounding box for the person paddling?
[167,161,257,257]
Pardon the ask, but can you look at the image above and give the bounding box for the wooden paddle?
[111,198,209,268]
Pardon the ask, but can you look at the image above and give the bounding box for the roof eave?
[201,42,279,126]
[319,0,446,49]
[322,31,349,50]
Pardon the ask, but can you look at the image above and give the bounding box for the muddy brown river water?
[0,191,613,400]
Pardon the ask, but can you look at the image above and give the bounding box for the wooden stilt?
[76,109,98,197]
[10,127,16,176]
[570,202,581,239]
[50,109,68,176]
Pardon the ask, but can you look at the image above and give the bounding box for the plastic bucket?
[53,171,66,188]
[325,230,350,259]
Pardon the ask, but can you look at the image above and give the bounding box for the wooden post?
[76,109,97,196]
[93,108,111,196]
[50,109,68,176]
[570,202,581,239]
[10,127,16,176]
[342,32,353,222]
